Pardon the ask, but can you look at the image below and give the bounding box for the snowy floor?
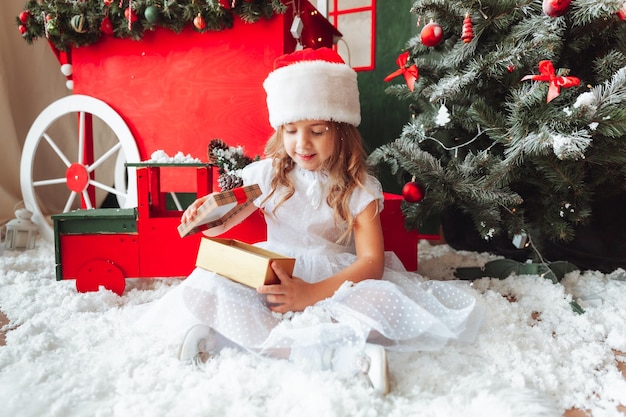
[0,239,625,417]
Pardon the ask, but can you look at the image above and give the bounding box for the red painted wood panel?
[137,216,202,278]
[381,193,419,271]
[59,234,140,279]
[72,16,293,192]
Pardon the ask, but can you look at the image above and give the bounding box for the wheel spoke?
[33,177,68,187]
[81,189,94,209]
[42,133,72,167]
[89,179,127,197]
[88,142,122,172]
[170,192,183,211]
[77,111,85,165]
[63,191,78,213]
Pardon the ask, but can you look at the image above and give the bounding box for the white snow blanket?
[1,240,625,417]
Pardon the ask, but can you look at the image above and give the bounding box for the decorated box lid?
[177,184,262,238]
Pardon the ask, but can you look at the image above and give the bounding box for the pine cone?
[218,172,243,191]
[235,153,254,169]
[207,139,229,164]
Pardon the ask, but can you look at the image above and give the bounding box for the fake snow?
[0,240,625,417]
[574,92,596,110]
[552,133,592,160]
[146,150,202,164]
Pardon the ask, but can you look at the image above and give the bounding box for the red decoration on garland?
[193,14,206,30]
[542,0,571,17]
[461,13,474,43]
[402,179,425,203]
[420,21,443,47]
[19,25,27,35]
[618,2,626,20]
[384,51,419,92]
[19,10,30,24]
[521,60,580,103]
[100,16,114,35]
[124,7,138,30]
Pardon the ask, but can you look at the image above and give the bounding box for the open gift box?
[178,184,296,288]
[195,237,295,288]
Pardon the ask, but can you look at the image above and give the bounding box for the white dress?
[138,159,483,360]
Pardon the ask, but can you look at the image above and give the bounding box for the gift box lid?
[177,184,262,238]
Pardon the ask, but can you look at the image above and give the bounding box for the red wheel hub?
[76,259,125,295]
[66,163,89,192]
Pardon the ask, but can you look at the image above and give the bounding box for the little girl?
[140,47,483,394]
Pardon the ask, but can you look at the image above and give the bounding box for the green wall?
[358,0,417,193]
[357,2,441,234]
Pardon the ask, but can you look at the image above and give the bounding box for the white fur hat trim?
[263,60,361,128]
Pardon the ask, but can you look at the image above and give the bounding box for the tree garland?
[16,0,286,52]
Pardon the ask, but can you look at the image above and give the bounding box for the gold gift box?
[195,237,296,288]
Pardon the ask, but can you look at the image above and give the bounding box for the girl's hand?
[257,262,319,313]
[180,194,211,223]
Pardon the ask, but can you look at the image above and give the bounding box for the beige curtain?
[1,0,69,226]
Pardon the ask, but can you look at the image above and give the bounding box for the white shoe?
[331,343,389,395]
[363,344,389,395]
[178,325,217,365]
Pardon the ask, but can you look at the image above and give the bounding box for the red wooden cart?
[19,3,419,294]
[21,13,296,242]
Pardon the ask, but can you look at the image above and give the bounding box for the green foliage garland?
[16,0,286,52]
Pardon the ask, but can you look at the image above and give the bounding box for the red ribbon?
[521,60,580,103]
[384,51,419,92]
[232,187,247,204]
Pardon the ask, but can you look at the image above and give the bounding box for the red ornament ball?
[402,181,425,203]
[19,10,30,24]
[124,8,138,23]
[420,21,443,47]
[542,0,571,17]
[193,14,206,30]
[18,24,27,35]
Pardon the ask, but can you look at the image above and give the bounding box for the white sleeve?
[240,158,274,208]
[349,175,384,216]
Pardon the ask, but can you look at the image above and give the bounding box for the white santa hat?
[263,47,361,129]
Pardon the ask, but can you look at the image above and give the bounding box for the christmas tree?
[370,0,626,272]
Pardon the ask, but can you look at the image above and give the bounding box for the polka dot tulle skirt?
[137,159,484,358]
[139,249,484,358]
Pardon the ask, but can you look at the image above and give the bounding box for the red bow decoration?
[521,60,580,103]
[384,51,419,91]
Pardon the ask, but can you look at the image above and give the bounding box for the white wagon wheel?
[20,94,140,242]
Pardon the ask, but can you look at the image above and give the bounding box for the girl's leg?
[181,273,280,348]
[178,324,244,364]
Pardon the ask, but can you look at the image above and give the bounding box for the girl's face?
[282,120,334,171]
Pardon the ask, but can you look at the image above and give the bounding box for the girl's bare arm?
[259,200,385,312]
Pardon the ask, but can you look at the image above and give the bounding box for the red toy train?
[53,163,418,295]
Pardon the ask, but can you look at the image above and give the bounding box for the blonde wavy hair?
[262,121,374,243]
